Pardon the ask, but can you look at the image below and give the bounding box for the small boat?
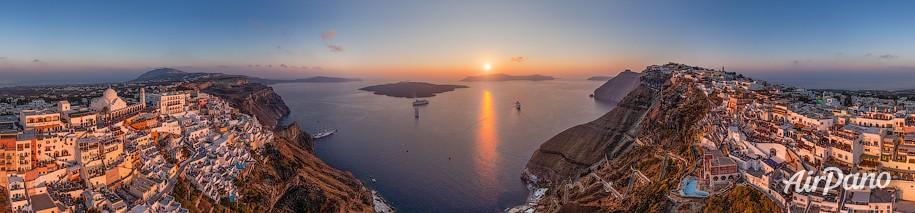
[515,101,521,110]
[370,176,377,183]
[413,99,429,106]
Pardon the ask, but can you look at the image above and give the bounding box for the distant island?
[130,68,221,83]
[130,68,361,85]
[460,73,554,82]
[359,81,468,98]
[587,76,613,81]
[250,76,363,84]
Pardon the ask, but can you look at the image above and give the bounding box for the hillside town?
[0,83,273,213]
[508,63,915,213]
[668,62,915,212]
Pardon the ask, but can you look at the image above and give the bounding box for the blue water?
[680,177,709,197]
[273,80,616,212]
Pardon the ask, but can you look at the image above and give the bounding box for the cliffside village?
[660,63,915,212]
[0,84,273,213]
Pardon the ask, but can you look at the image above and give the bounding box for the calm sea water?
[272,80,615,212]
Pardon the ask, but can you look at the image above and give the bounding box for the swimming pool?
[680,176,710,197]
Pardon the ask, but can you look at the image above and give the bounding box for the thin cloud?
[32,59,48,65]
[216,65,229,69]
[321,29,344,52]
[321,30,337,40]
[510,57,525,62]
[878,54,897,59]
[280,28,289,37]
[280,64,288,68]
[792,59,813,64]
[325,43,344,52]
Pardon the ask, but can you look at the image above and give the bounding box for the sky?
[1,0,914,88]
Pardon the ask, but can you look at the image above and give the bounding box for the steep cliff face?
[186,82,374,212]
[593,70,643,103]
[524,69,655,184]
[522,76,717,212]
[274,122,314,153]
[525,84,657,182]
[235,122,373,212]
[203,83,290,128]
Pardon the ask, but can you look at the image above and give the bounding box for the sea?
[273,79,616,212]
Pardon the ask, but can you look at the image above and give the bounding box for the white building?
[8,175,28,211]
[149,92,189,115]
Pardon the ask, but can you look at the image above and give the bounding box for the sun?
[484,63,491,72]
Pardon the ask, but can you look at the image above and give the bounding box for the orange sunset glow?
[475,90,500,195]
[4,1,915,212]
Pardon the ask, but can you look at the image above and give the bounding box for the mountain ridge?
[460,73,554,82]
[130,68,360,85]
[593,70,643,103]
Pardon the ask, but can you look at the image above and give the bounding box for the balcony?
[10,196,27,202]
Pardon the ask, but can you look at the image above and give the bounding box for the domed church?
[89,87,147,121]
[90,87,128,112]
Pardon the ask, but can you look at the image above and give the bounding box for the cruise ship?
[313,129,337,139]
[312,121,337,139]
[413,99,429,106]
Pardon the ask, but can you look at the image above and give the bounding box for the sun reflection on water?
[475,90,501,198]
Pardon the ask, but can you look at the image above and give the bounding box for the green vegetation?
[703,186,780,213]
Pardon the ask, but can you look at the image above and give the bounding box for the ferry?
[413,99,429,106]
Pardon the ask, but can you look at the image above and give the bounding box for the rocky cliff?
[524,84,657,182]
[521,70,720,212]
[176,81,375,212]
[273,121,315,153]
[593,70,643,103]
[233,122,373,212]
[203,83,290,128]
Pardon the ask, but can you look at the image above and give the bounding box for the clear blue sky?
[1,0,914,87]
